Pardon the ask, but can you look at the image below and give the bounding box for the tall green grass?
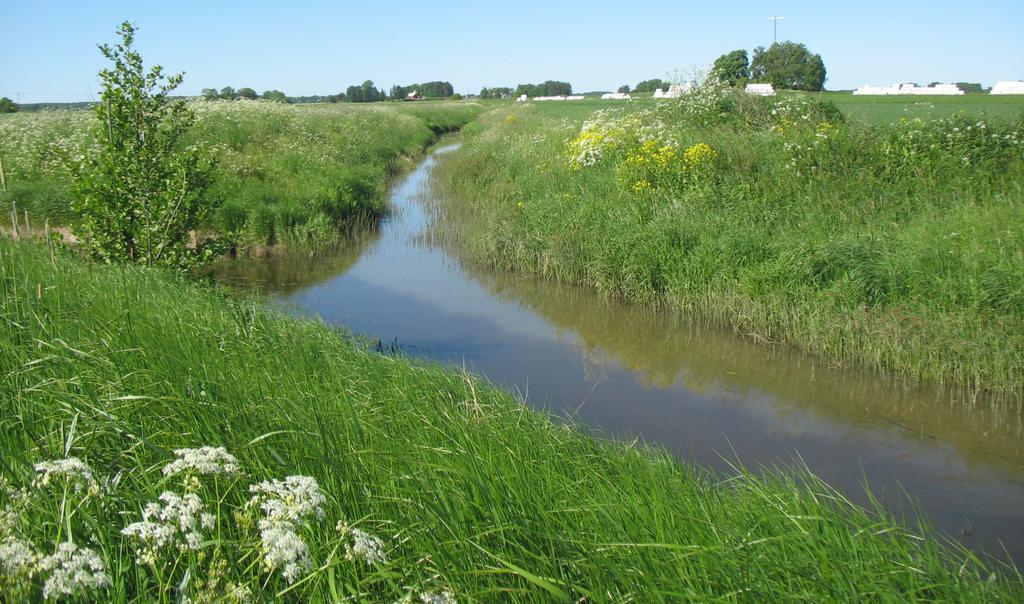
[2,239,1022,601]
[0,100,483,250]
[436,95,1024,395]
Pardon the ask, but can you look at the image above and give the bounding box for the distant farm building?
[745,83,776,96]
[404,90,423,101]
[601,92,631,100]
[853,83,964,95]
[991,81,1024,95]
[519,95,586,101]
[652,82,694,98]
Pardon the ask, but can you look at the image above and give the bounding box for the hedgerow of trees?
[200,87,288,102]
[479,87,513,99]
[390,81,454,99]
[515,81,572,97]
[344,80,387,103]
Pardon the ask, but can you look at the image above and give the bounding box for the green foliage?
[344,80,386,103]
[633,79,665,93]
[515,80,572,97]
[437,98,1024,392]
[0,96,18,113]
[2,238,1021,601]
[391,81,454,99]
[219,85,236,100]
[236,87,258,100]
[956,82,986,93]
[479,86,513,99]
[71,22,216,268]
[711,49,750,86]
[260,89,287,102]
[617,84,630,94]
[751,41,827,91]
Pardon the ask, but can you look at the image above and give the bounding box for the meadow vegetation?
[0,100,481,251]
[2,239,1022,601]
[436,85,1024,394]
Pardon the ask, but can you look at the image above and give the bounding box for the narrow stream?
[212,145,1024,561]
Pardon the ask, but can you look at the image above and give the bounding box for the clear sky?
[2,1,1022,103]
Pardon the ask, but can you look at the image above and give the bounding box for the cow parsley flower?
[248,476,325,529]
[33,458,101,496]
[39,542,110,600]
[121,491,213,564]
[0,536,40,579]
[340,527,387,567]
[163,446,241,477]
[258,526,312,584]
[419,591,457,604]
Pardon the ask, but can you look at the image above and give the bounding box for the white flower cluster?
[121,491,215,564]
[419,591,457,604]
[38,542,111,600]
[33,457,101,496]
[247,475,325,584]
[0,536,40,579]
[342,527,387,567]
[163,446,241,477]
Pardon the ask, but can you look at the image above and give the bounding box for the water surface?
[212,145,1024,561]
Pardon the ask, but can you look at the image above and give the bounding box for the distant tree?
[711,49,750,86]
[617,85,630,93]
[633,79,665,93]
[200,88,218,100]
[219,86,236,100]
[0,97,18,113]
[236,87,258,100]
[450,93,463,100]
[261,90,287,102]
[955,82,985,94]
[750,42,826,91]
[72,22,215,268]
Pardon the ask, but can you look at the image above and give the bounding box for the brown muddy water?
[211,145,1024,562]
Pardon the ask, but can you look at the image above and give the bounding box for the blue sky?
[2,1,1022,103]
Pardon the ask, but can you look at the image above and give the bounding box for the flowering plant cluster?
[0,448,458,602]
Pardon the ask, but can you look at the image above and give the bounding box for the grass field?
[437,89,1024,394]
[2,238,1021,602]
[0,100,483,250]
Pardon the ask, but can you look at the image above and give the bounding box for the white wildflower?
[419,592,457,604]
[0,536,40,578]
[33,458,101,496]
[226,582,254,602]
[163,446,240,477]
[258,526,312,584]
[248,475,325,529]
[121,491,211,564]
[342,527,387,567]
[39,542,110,600]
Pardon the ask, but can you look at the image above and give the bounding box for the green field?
[437,89,1024,394]
[2,239,1021,602]
[0,100,482,250]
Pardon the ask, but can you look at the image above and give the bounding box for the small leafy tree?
[72,22,216,268]
[750,41,826,91]
[236,87,258,100]
[617,85,630,93]
[0,97,18,113]
[711,49,750,86]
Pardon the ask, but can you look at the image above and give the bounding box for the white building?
[601,92,631,100]
[853,83,964,95]
[745,83,776,96]
[991,81,1024,95]
[652,82,695,98]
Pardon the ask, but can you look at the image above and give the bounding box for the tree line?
[389,81,454,99]
[710,42,826,91]
[201,87,287,102]
[514,81,572,97]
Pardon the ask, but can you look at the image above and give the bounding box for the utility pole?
[769,16,784,44]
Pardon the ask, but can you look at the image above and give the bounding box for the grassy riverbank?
[0,100,482,250]
[2,239,1022,602]
[436,92,1024,395]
